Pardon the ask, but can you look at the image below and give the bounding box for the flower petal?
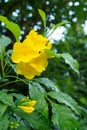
[24,30,52,51]
[28,100,37,107]
[16,62,40,79]
[18,106,35,113]
[11,41,39,63]
[30,52,48,72]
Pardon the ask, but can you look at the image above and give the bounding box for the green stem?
[0,75,28,88]
[0,80,19,88]
[44,22,46,37]
[1,58,4,77]
[5,75,28,85]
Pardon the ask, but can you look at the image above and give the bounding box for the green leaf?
[61,53,79,75]
[47,91,80,115]
[15,108,51,130]
[0,102,8,118]
[29,82,48,118]
[53,22,68,30]
[28,112,51,130]
[0,89,15,107]
[11,93,25,100]
[35,78,59,91]
[45,49,79,75]
[38,9,46,30]
[0,113,9,130]
[0,15,21,41]
[51,102,80,130]
[30,81,46,93]
[0,35,11,53]
[45,49,58,57]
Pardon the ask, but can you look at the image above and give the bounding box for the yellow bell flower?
[18,106,35,113]
[28,100,36,106]
[11,30,52,79]
[18,100,37,113]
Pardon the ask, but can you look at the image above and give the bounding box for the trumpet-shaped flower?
[18,106,35,113]
[18,100,36,113]
[11,30,52,79]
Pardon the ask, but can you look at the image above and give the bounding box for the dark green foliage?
[51,103,80,130]
[28,79,80,129]
[0,102,8,118]
[47,91,80,115]
[0,89,15,107]
[0,114,9,130]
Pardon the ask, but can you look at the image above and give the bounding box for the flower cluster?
[18,97,36,113]
[11,30,52,79]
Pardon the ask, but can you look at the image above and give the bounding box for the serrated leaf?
[61,53,79,75]
[0,113,9,130]
[0,15,21,41]
[28,112,51,130]
[30,81,45,93]
[38,9,46,30]
[29,82,48,118]
[45,49,79,75]
[0,89,15,107]
[35,78,59,91]
[47,91,80,115]
[0,102,8,118]
[51,102,80,130]
[15,108,51,130]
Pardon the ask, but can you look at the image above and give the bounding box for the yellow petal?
[16,62,40,79]
[18,106,35,113]
[30,52,48,72]
[24,30,52,51]
[28,100,37,107]
[11,42,40,63]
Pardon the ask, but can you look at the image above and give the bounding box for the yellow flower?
[11,30,52,79]
[18,100,37,113]
[28,100,36,106]
[16,52,48,79]
[18,106,35,113]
